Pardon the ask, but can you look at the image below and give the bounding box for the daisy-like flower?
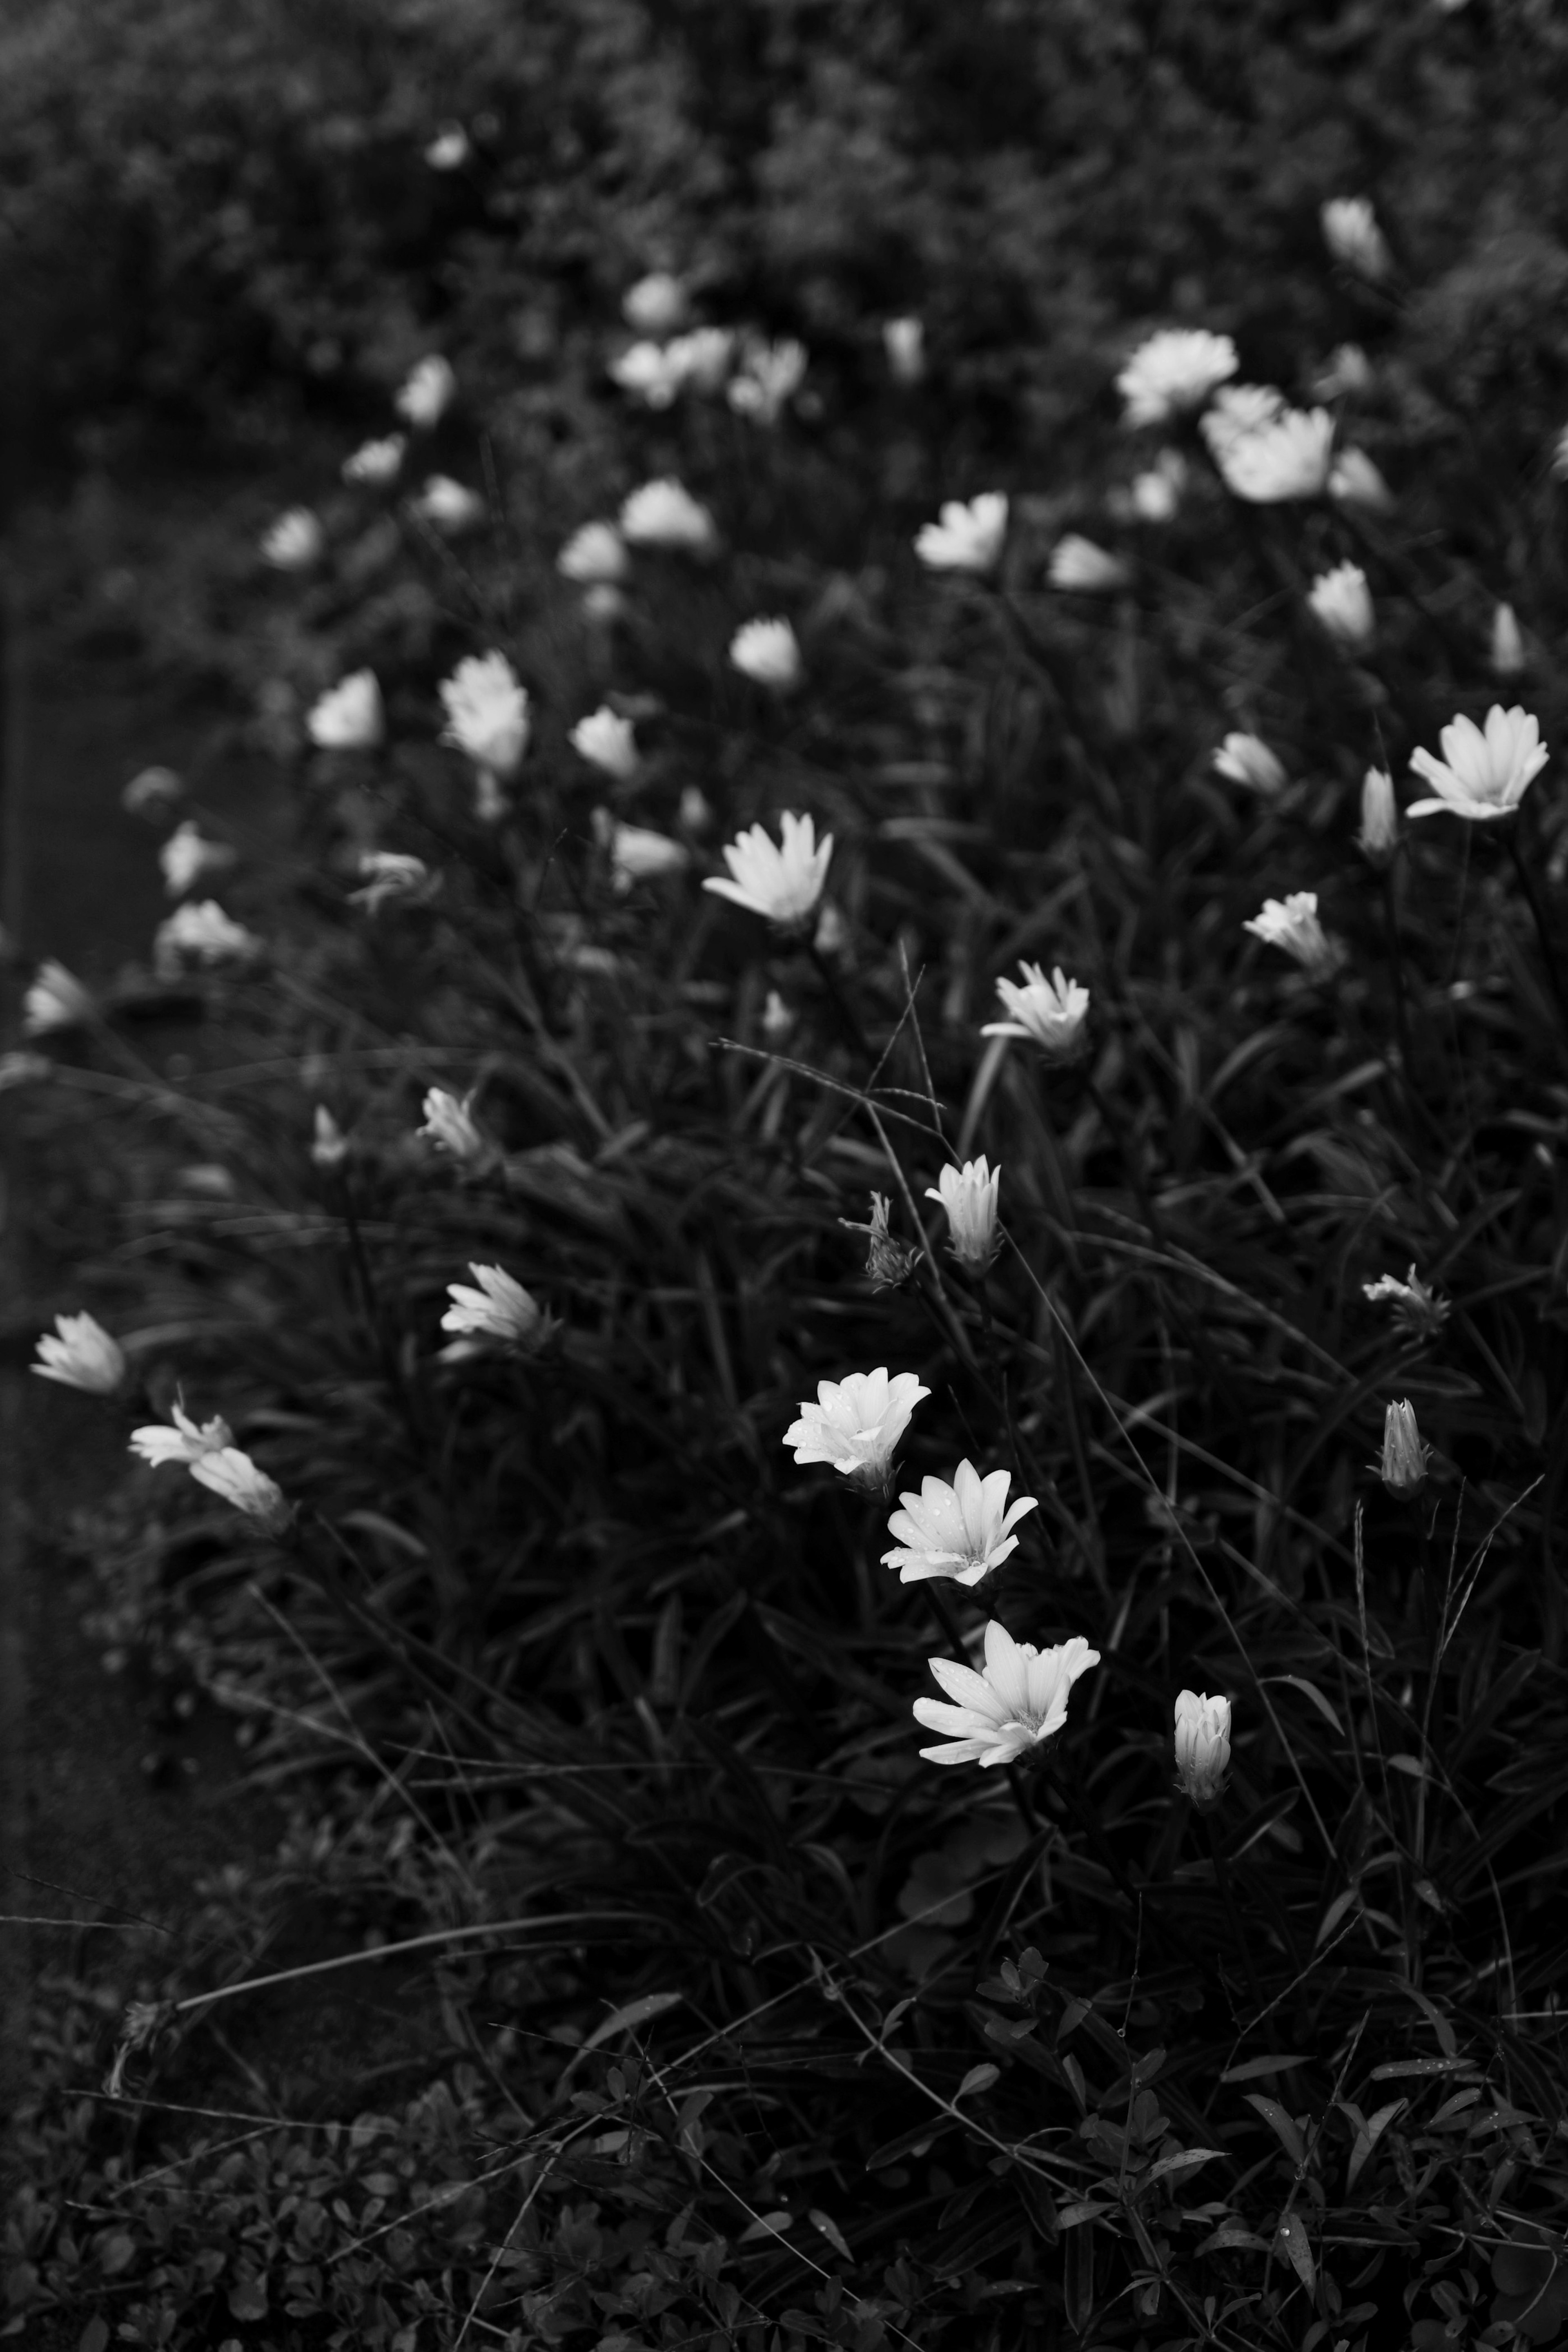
[729,617,803,690]
[307,671,384,752]
[310,1106,350,1170]
[439,652,530,781]
[1379,1399,1428,1500]
[594,812,690,892]
[570,707,639,780]
[33,1311,126,1395]
[23,960,93,1037]
[703,811,833,931]
[925,1158,1001,1271]
[1048,535,1128,593]
[129,1402,235,1468]
[159,822,233,899]
[189,1447,293,1536]
[884,316,925,386]
[981,963,1090,1060]
[343,434,407,486]
[1173,1690,1231,1807]
[915,493,1008,575]
[1363,1264,1450,1340]
[1328,447,1394,513]
[1203,382,1287,446]
[1307,562,1375,653]
[1490,603,1526,680]
[1357,768,1399,865]
[784,1366,931,1490]
[557,522,630,585]
[913,1620,1099,1764]
[1243,892,1341,980]
[441,1263,550,1353]
[1115,328,1238,428]
[153,902,260,981]
[395,354,457,429]
[1203,394,1334,502]
[260,508,324,571]
[412,475,484,533]
[622,271,688,336]
[728,336,807,425]
[884,1463,1039,1588]
[619,478,718,555]
[1321,196,1392,283]
[1214,733,1287,796]
[122,765,183,818]
[425,123,470,170]
[1407,705,1548,823]
[349,851,434,914]
[419,1086,488,1165]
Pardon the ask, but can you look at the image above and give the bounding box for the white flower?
[915,493,1008,575]
[913,1621,1098,1764]
[1203,383,1287,445]
[425,123,470,169]
[884,316,925,386]
[1203,397,1335,502]
[122,765,183,818]
[310,1106,350,1169]
[884,1463,1038,1588]
[557,521,629,584]
[1313,343,1373,400]
[1321,196,1392,283]
[622,271,687,336]
[981,963,1090,1059]
[728,336,807,425]
[395,354,457,429]
[1173,1690,1231,1807]
[1490,603,1526,680]
[570,707,639,780]
[349,850,434,914]
[1243,892,1341,979]
[703,811,833,931]
[1125,449,1187,523]
[260,508,324,570]
[1328,447,1394,513]
[609,341,692,408]
[153,902,260,980]
[1116,328,1238,428]
[472,769,508,824]
[762,990,793,1045]
[439,651,530,780]
[925,1157,1001,1271]
[619,478,717,554]
[419,1086,487,1164]
[1307,562,1375,653]
[783,1367,931,1489]
[307,671,384,751]
[1380,1399,1428,1499]
[581,582,625,625]
[412,475,484,533]
[1214,733,1287,795]
[595,813,690,892]
[33,1311,126,1395]
[23,960,93,1036]
[1048,535,1128,593]
[729,617,803,690]
[441,1263,549,1352]
[343,434,407,486]
[130,1402,234,1467]
[1363,1264,1450,1340]
[189,1446,292,1534]
[1407,705,1548,823]
[666,326,735,393]
[1358,768,1399,865]
[679,784,713,834]
[159,822,233,899]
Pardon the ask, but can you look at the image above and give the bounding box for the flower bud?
[926,1158,1001,1272]
[1379,1399,1429,1500]
[1357,767,1399,866]
[1173,1690,1231,1808]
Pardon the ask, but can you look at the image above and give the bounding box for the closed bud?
[1379,1399,1429,1500]
[1357,767,1399,866]
[1173,1690,1231,1808]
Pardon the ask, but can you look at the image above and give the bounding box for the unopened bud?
[1173,1690,1231,1808]
[1357,767,1398,867]
[1379,1399,1429,1500]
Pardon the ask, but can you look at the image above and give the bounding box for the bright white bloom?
[885,1463,1038,1588]
[914,1621,1098,1765]
[33,1311,126,1395]
[23,961,93,1037]
[1328,447,1394,513]
[1363,1264,1450,1340]
[307,671,384,751]
[310,1106,350,1170]
[1116,328,1238,427]
[609,341,692,409]
[925,1157,1001,1271]
[130,1402,234,1467]
[187,1447,291,1532]
[349,850,434,914]
[1049,535,1128,593]
[395,354,457,429]
[159,822,233,899]
[1214,733,1287,795]
[260,508,324,570]
[728,336,807,424]
[1203,382,1287,445]
[441,1263,549,1352]
[1407,705,1548,823]
[1307,562,1375,653]
[557,521,629,585]
[1321,196,1392,283]
[619,478,717,554]
[761,990,793,1045]
[1380,1399,1428,1499]
[1125,449,1188,522]
[729,617,803,690]
[413,475,484,533]
[153,902,259,980]
[1173,1690,1231,1807]
[915,493,1008,575]
[1358,768,1399,865]
[884,316,925,385]
[668,326,735,393]
[1204,397,1335,502]
[425,123,470,170]
[595,813,690,892]
[472,769,508,824]
[343,434,407,486]
[703,811,833,931]
[419,1086,487,1164]
[783,1367,931,1489]
[981,963,1090,1059]
[122,765,183,818]
[622,271,687,336]
[570,707,639,780]
[1243,892,1341,980]
[1314,343,1373,400]
[1490,603,1526,680]
[439,651,530,780]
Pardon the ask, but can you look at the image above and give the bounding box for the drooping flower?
[343,434,407,486]
[23,961,93,1037]
[441,1264,550,1353]
[570,707,639,781]
[915,493,1008,575]
[425,123,470,170]
[981,963,1090,1059]
[1406,705,1548,823]
[307,671,384,751]
[1363,1265,1450,1340]
[439,652,530,781]
[159,822,233,899]
[153,902,260,980]
[122,765,184,818]
[260,508,324,571]
[884,1463,1039,1588]
[557,521,629,585]
[418,1087,487,1165]
[1357,768,1399,866]
[1328,447,1394,513]
[595,813,690,892]
[1321,196,1392,283]
[925,1158,1001,1271]
[1379,1400,1429,1500]
[884,316,925,386]
[784,1367,931,1489]
[129,1402,235,1467]
[729,617,803,690]
[728,336,807,425]
[412,475,484,533]
[1173,1690,1231,1807]
[913,1621,1099,1764]
[1214,733,1287,796]
[1243,892,1341,979]
[1116,328,1238,428]
[1490,603,1526,680]
[395,354,457,429]
[1307,562,1375,653]
[189,1447,293,1535]
[33,1311,126,1395]
[1048,535,1129,593]
[702,811,833,931]
[349,851,434,914]
[622,271,688,336]
[619,478,718,555]
[1202,393,1334,502]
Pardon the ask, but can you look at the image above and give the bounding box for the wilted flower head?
[307,671,384,752]
[1214,733,1287,796]
[439,651,530,780]
[1116,328,1238,427]
[23,960,94,1037]
[129,1402,234,1467]
[343,434,407,486]
[1243,892,1341,979]
[1203,390,1334,502]
[839,1192,921,1289]
[310,1105,350,1170]
[1173,1690,1231,1807]
[925,1157,1001,1271]
[884,315,925,385]
[1357,768,1399,865]
[885,1462,1039,1588]
[425,122,470,169]
[395,353,457,428]
[784,1366,931,1489]
[260,508,324,571]
[189,1447,293,1536]
[913,1621,1099,1764]
[33,1311,126,1395]
[413,475,484,533]
[349,850,434,914]
[619,478,718,554]
[159,822,233,899]
[122,765,184,818]
[728,336,807,424]
[981,963,1090,1059]
[595,813,690,892]
[570,706,640,780]
[703,811,833,931]
[622,271,688,336]
[1363,1265,1450,1341]
[915,493,1008,574]
[1407,705,1548,823]
[557,521,629,584]
[1321,196,1392,283]
[418,1086,488,1165]
[1307,561,1375,653]
[441,1263,550,1353]
[1328,447,1394,513]
[1490,603,1526,680]
[729,617,803,690]
[153,902,260,980]
[1379,1399,1429,1499]
[1048,535,1128,593]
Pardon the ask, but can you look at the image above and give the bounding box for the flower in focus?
[310,1105,350,1170]
[595,813,690,892]
[913,1620,1099,1763]
[1048,535,1128,593]
[343,435,407,486]
[619,478,718,554]
[884,1462,1038,1588]
[1363,1265,1450,1341]
[425,123,470,169]
[557,521,629,586]
[412,475,484,533]
[883,316,925,385]
[33,1311,126,1395]
[1313,343,1373,400]
[395,354,457,428]
[570,707,639,781]
[23,960,93,1037]
[260,508,324,571]
[159,822,234,899]
[441,1263,550,1353]
[729,617,803,691]
[307,671,384,752]
[349,850,434,914]
[189,1447,293,1535]
[915,493,1008,574]
[1357,768,1399,865]
[784,1366,931,1489]
[1243,892,1341,979]
[1116,328,1238,427]
[703,811,833,931]
[981,963,1090,1059]
[1407,705,1548,823]
[153,902,260,980]
[1321,196,1392,283]
[130,1402,234,1467]
[838,1192,922,1289]
[1379,1399,1429,1500]
[1214,733,1287,796]
[1307,561,1375,653]
[1173,1690,1231,1807]
[728,336,807,425]
[419,1086,487,1165]
[1203,392,1334,502]
[925,1157,1001,1271]
[1490,602,1526,680]
[439,651,530,781]
[622,271,687,336]
[122,765,183,818]
[1328,447,1394,513]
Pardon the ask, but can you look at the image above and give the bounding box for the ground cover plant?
[6,4,1568,2350]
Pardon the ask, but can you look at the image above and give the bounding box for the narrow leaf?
[1220,2055,1309,2085]
[1275,2213,1315,2294]
[1242,2093,1306,2165]
[579,1990,684,2054]
[957,2062,1000,2100]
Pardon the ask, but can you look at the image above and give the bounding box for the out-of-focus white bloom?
[441,1263,549,1352]
[1243,892,1341,979]
[23,961,93,1036]
[1550,425,1568,485]
[1379,1399,1428,1499]
[596,813,690,892]
[1214,733,1287,795]
[1307,562,1375,653]
[189,1446,292,1534]
[1321,196,1392,283]
[813,902,846,959]
[784,1367,931,1489]
[1358,768,1399,865]
[153,901,260,980]
[1204,382,1286,442]
[703,811,833,931]
[343,434,407,486]
[130,1402,234,1467]
[728,336,807,425]
[1048,535,1129,593]
[915,493,1008,575]
[412,475,484,533]
[122,765,183,818]
[914,1621,1098,1766]
[729,617,803,690]
[557,521,629,585]
[884,316,925,385]
[885,1463,1038,1588]
[307,671,384,751]
[419,1086,488,1164]
[570,707,639,780]
[608,340,692,408]
[668,326,735,393]
[1363,1264,1450,1340]
[159,822,233,899]
[1490,602,1526,680]
[1314,343,1374,400]
[1203,395,1335,502]
[310,1105,350,1170]
[1173,1690,1231,1807]
[582,583,625,625]
[1407,705,1548,823]
[1116,328,1238,427]
[395,353,457,428]
[473,770,508,824]
[33,1311,126,1395]
[925,1157,1001,1271]
[1328,447,1394,513]
[761,989,793,1045]
[981,963,1090,1059]
[622,271,687,337]
[0,1051,52,1092]
[260,508,324,571]
[1125,448,1188,522]
[619,478,718,555]
[679,784,713,834]
[425,123,470,169]
[349,850,434,914]
[439,651,530,780]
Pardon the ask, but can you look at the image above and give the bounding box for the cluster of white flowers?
[130,1402,292,1538]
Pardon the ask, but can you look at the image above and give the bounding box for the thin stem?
[808,940,875,1065]
[1506,826,1568,1038]
[1205,1812,1263,2011]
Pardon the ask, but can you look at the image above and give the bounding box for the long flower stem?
[808,940,875,1064]
[1506,827,1568,1038]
